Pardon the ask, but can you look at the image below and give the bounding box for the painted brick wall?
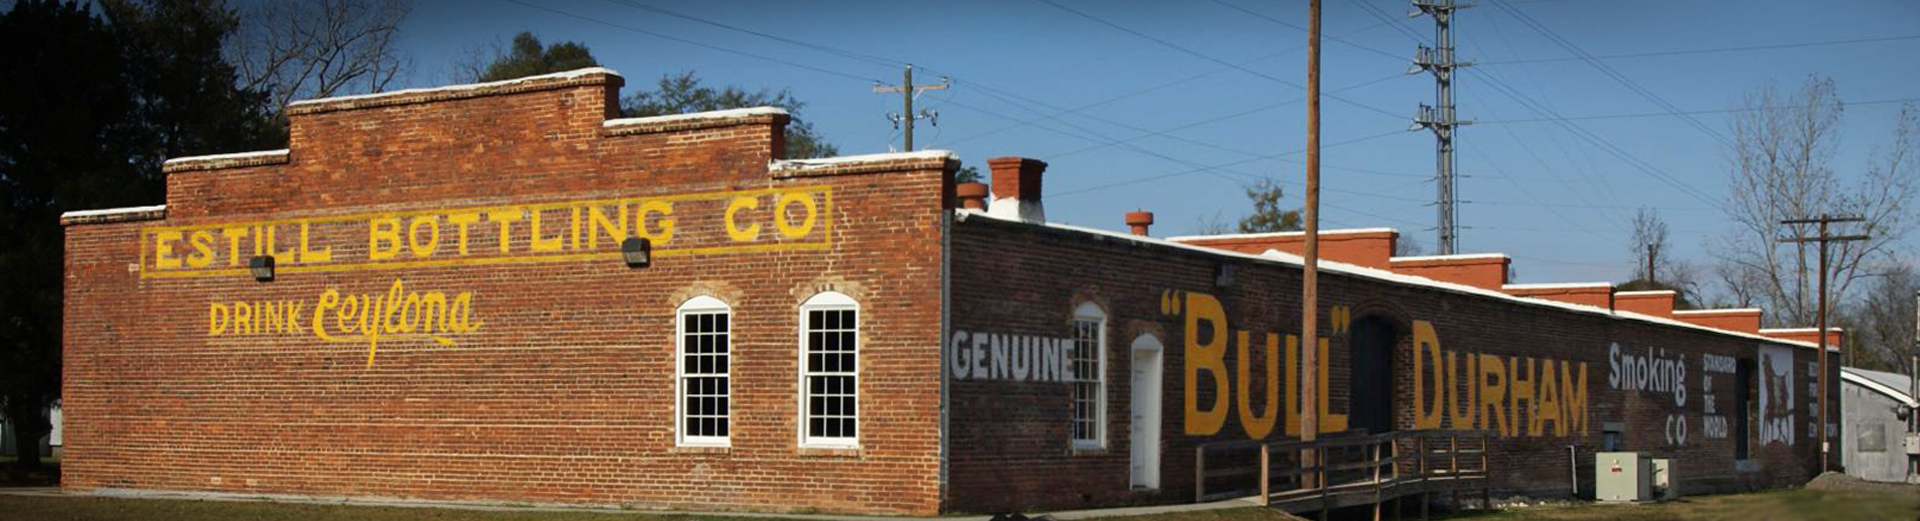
[63,70,951,515]
[945,215,1835,513]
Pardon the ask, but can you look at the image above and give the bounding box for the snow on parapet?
[286,67,622,110]
[1164,228,1399,242]
[162,149,289,167]
[1391,253,1511,262]
[952,209,1835,353]
[770,150,956,175]
[603,107,789,128]
[1502,282,1613,290]
[61,205,167,220]
[60,204,167,226]
[1673,308,1763,315]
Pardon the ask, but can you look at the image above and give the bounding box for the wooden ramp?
[1196,430,1493,520]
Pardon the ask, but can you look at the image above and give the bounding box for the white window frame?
[676,295,732,447]
[1071,301,1108,449]
[798,291,861,448]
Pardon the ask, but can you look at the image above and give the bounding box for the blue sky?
[392,0,1920,285]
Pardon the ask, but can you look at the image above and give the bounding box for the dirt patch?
[1805,471,1920,494]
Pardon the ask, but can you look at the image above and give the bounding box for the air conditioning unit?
[1596,452,1652,502]
[1904,434,1920,456]
[1650,458,1678,500]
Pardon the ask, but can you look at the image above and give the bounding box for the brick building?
[62,68,1839,515]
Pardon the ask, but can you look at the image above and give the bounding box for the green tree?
[1237,179,1302,233]
[954,165,983,184]
[476,31,598,82]
[0,0,280,474]
[623,72,839,159]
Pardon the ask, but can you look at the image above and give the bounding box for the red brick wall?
[63,71,951,515]
[1503,285,1614,309]
[1388,256,1510,290]
[1173,230,1397,269]
[946,216,1833,513]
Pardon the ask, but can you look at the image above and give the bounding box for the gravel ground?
[1804,471,1920,494]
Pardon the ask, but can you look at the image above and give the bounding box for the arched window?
[1071,301,1107,448]
[799,291,859,447]
[676,296,731,446]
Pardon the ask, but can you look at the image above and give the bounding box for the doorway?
[1129,334,1164,490]
[1349,316,1398,435]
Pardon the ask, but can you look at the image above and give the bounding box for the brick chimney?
[987,157,1047,222]
[957,182,989,211]
[1126,210,1154,236]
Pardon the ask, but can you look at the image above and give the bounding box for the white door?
[1130,335,1164,489]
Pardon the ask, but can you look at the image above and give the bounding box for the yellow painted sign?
[1168,290,1348,439]
[1167,290,1591,440]
[142,186,833,278]
[1409,321,1590,437]
[209,278,482,368]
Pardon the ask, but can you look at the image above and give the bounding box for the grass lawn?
[0,494,777,521]
[0,488,1913,521]
[1427,488,1920,521]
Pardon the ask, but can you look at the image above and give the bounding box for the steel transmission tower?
[1409,0,1472,255]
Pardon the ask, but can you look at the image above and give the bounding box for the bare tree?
[1833,263,1919,371]
[1190,210,1231,236]
[231,0,412,108]
[1711,76,1919,326]
[447,38,501,84]
[1395,234,1425,257]
[1629,207,1671,282]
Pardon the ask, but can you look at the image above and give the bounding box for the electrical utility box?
[1596,452,1652,502]
[1650,458,1677,500]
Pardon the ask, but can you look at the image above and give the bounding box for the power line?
[944,18,1400,147]
[1477,97,1920,124]
[1479,34,1920,65]
[1490,0,1731,146]
[1032,0,1407,121]
[594,0,903,69]
[582,0,1420,188]
[1346,0,1725,212]
[495,0,885,83]
[1050,128,1409,197]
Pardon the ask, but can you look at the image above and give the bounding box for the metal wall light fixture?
[621,237,652,268]
[249,255,275,282]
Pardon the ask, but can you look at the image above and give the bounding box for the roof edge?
[770,150,957,178]
[161,149,290,173]
[954,210,1833,353]
[1841,369,1918,407]
[60,204,166,226]
[287,67,622,115]
[1165,228,1399,242]
[603,106,790,136]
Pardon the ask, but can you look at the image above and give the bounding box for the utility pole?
[1301,0,1323,469]
[1778,214,1868,474]
[872,64,947,151]
[1410,0,1473,255]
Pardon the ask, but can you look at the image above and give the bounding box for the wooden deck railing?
[1194,429,1493,520]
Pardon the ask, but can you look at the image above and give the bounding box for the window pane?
[679,310,731,442]
[802,304,857,443]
